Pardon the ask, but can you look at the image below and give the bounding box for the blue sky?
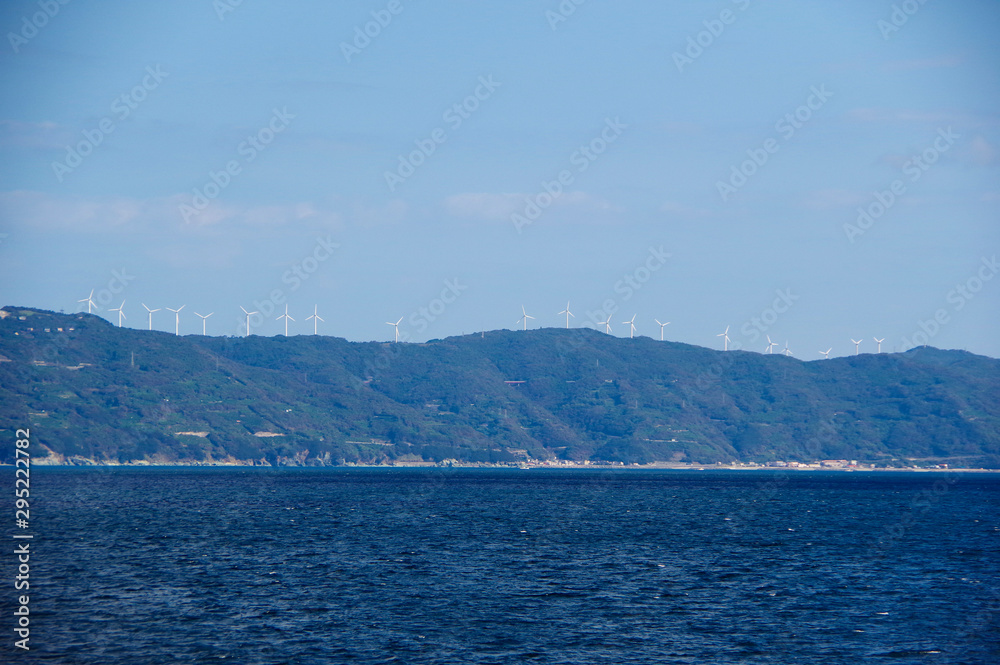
[1,0,998,358]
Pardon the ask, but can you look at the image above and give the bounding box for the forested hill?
[2,306,998,467]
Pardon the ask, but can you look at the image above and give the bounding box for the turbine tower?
[599,316,612,334]
[622,314,637,339]
[78,289,98,314]
[717,325,731,351]
[277,304,294,336]
[240,306,259,338]
[851,338,862,356]
[765,335,778,354]
[386,317,403,343]
[819,348,832,359]
[194,312,213,336]
[306,305,324,335]
[783,340,793,357]
[654,319,670,341]
[516,306,535,331]
[142,304,160,331]
[165,305,185,335]
[109,300,126,327]
[874,337,884,353]
[557,302,574,329]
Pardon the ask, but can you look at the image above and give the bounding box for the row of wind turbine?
[81,292,890,353]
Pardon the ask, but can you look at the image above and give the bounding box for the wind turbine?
[109,300,126,327]
[386,317,402,343]
[516,306,535,331]
[654,319,670,341]
[240,306,258,338]
[78,289,98,314]
[717,325,731,351]
[165,305,185,335]
[783,340,793,357]
[598,316,612,334]
[874,337,884,353]
[765,335,778,354]
[622,314,637,339]
[306,305,324,335]
[851,338,862,356]
[194,312,213,336]
[557,302,574,329]
[142,304,160,331]
[276,304,294,336]
[819,348,832,359]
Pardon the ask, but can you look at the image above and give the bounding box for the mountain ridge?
[2,306,998,467]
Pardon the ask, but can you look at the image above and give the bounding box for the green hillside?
[2,306,998,467]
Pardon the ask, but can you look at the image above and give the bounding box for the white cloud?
[880,55,962,72]
[443,193,524,220]
[802,189,867,210]
[0,191,341,233]
[0,119,70,149]
[350,199,408,227]
[444,191,616,221]
[967,135,997,167]
[659,200,712,218]
[844,108,959,124]
[0,190,148,230]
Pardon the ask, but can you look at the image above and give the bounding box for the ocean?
[7,468,998,664]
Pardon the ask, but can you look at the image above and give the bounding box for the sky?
[0,0,998,358]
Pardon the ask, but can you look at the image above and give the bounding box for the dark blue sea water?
[5,468,998,664]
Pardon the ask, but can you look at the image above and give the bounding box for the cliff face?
[2,307,998,467]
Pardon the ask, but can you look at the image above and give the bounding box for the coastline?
[8,460,997,472]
